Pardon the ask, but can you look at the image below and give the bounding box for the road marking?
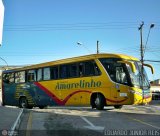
[80,116,104,131]
[128,117,160,129]
[10,109,23,136]
[26,111,33,136]
[80,116,95,127]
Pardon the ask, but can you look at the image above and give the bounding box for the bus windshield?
[126,61,150,89]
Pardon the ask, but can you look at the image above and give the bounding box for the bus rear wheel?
[19,97,28,108]
[94,94,105,110]
[39,106,45,109]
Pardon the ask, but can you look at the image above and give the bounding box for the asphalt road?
[18,105,160,136]
[0,106,21,132]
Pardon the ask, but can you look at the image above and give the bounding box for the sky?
[0,0,160,81]
[0,0,4,45]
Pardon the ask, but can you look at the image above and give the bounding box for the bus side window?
[59,65,69,79]
[37,69,42,81]
[70,63,78,78]
[15,71,25,83]
[79,61,100,77]
[108,64,116,81]
[43,67,51,80]
[27,70,36,82]
[84,61,97,76]
[93,61,101,76]
[50,66,58,80]
[79,62,85,77]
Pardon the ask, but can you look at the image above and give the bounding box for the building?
[150,79,160,100]
[151,79,160,85]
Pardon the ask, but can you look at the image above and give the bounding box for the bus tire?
[91,95,96,109]
[94,94,105,110]
[19,97,28,108]
[114,105,123,109]
[28,106,33,109]
[39,106,45,109]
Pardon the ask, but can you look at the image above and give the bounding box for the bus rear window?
[3,73,14,84]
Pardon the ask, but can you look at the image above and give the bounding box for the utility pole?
[138,22,155,66]
[138,22,144,104]
[138,22,155,104]
[138,22,144,65]
[97,40,99,54]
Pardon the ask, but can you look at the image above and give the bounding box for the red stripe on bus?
[34,82,91,105]
[62,90,92,104]
[106,98,128,103]
[34,82,64,105]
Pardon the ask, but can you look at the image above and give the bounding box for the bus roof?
[3,53,139,73]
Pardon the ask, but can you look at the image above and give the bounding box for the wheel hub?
[95,97,100,105]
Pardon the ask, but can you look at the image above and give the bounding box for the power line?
[144,60,160,63]
[3,21,159,32]
[3,22,142,31]
[4,22,140,26]
[4,27,137,32]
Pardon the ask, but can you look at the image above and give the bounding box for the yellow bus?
[2,53,154,110]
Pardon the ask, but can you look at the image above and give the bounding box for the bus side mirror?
[143,63,154,74]
[118,61,136,73]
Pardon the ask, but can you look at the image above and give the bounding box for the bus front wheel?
[94,94,105,110]
[19,97,28,108]
[114,105,123,109]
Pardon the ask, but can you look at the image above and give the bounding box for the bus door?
[110,65,129,105]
